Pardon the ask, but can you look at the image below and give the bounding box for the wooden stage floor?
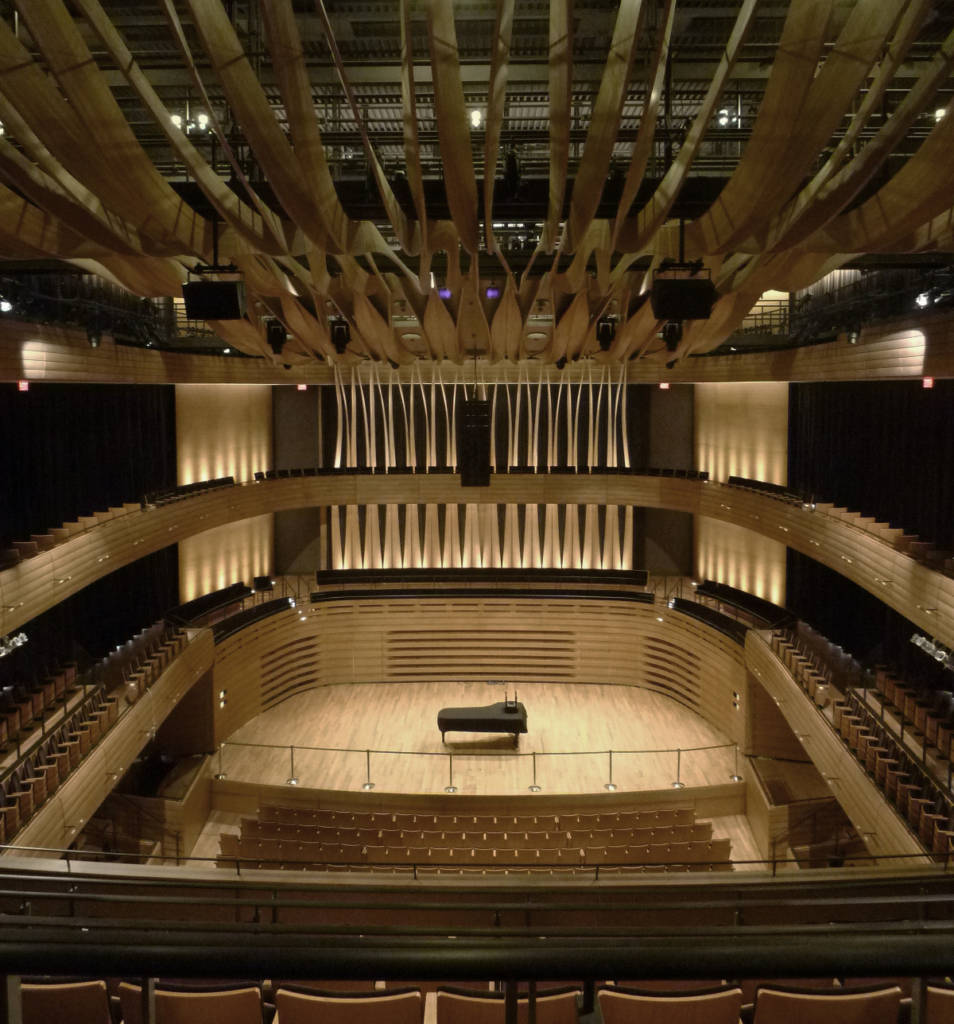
[217,681,741,797]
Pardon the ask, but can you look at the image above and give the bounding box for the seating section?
[0,623,185,845]
[728,475,804,504]
[217,803,731,876]
[143,476,234,507]
[773,630,954,858]
[695,580,795,629]
[14,976,935,1024]
[598,983,744,1024]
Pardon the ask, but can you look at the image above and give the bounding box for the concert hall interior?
[1,0,954,1019]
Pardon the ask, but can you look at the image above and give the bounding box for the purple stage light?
[485,286,500,299]
[438,287,452,299]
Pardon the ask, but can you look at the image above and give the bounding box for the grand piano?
[438,700,528,744]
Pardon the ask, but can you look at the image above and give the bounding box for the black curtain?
[0,382,176,547]
[0,547,180,687]
[788,380,954,549]
[0,381,179,684]
[786,550,952,692]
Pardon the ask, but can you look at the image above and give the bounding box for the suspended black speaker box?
[182,280,247,320]
[458,399,491,487]
[650,277,717,320]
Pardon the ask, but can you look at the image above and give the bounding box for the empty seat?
[598,984,743,1024]
[275,985,423,1024]
[118,982,264,1024]
[22,978,111,1024]
[926,982,954,1024]
[435,986,579,1024]
[752,983,902,1024]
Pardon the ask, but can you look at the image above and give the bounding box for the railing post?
[672,748,685,789]
[287,746,298,786]
[730,744,743,782]
[4,974,22,1024]
[504,980,518,1024]
[604,750,616,791]
[529,752,541,792]
[213,743,226,780]
[445,753,457,793]
[362,749,375,791]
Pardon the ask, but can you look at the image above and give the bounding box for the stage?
[215,680,741,796]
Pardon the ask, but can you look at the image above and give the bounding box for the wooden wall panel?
[210,597,747,752]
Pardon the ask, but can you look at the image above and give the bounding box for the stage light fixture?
[916,292,930,308]
[438,287,452,300]
[0,298,12,313]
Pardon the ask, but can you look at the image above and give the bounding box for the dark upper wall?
[788,380,954,550]
[0,381,178,682]
[0,382,176,546]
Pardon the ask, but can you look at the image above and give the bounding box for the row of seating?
[219,835,732,871]
[835,690,954,859]
[253,465,710,481]
[771,633,834,709]
[16,977,954,1024]
[257,804,696,831]
[236,820,714,850]
[0,625,185,845]
[772,628,954,858]
[0,662,77,748]
[876,669,954,762]
[143,475,233,507]
[0,502,142,570]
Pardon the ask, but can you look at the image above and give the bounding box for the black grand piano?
[438,699,528,745]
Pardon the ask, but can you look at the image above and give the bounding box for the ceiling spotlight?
[171,113,183,129]
[0,298,12,313]
[916,292,930,308]
[596,316,616,350]
[470,109,483,129]
[196,112,210,131]
[936,108,947,122]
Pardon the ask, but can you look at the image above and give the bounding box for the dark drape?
[786,549,951,691]
[0,382,177,547]
[0,381,179,684]
[0,547,180,686]
[788,380,954,549]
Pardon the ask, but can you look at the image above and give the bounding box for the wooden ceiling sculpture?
[0,0,952,368]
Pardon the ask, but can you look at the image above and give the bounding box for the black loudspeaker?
[650,277,717,320]
[596,317,616,350]
[331,320,351,353]
[458,399,491,487]
[265,318,286,354]
[182,280,247,320]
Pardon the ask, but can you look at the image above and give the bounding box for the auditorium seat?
[435,985,579,1024]
[118,981,264,1024]
[751,983,902,1024]
[22,978,112,1024]
[274,985,423,1024]
[925,982,954,1023]
[597,983,743,1023]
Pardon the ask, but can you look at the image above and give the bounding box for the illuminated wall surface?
[694,382,789,604]
[330,503,635,571]
[176,384,273,601]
